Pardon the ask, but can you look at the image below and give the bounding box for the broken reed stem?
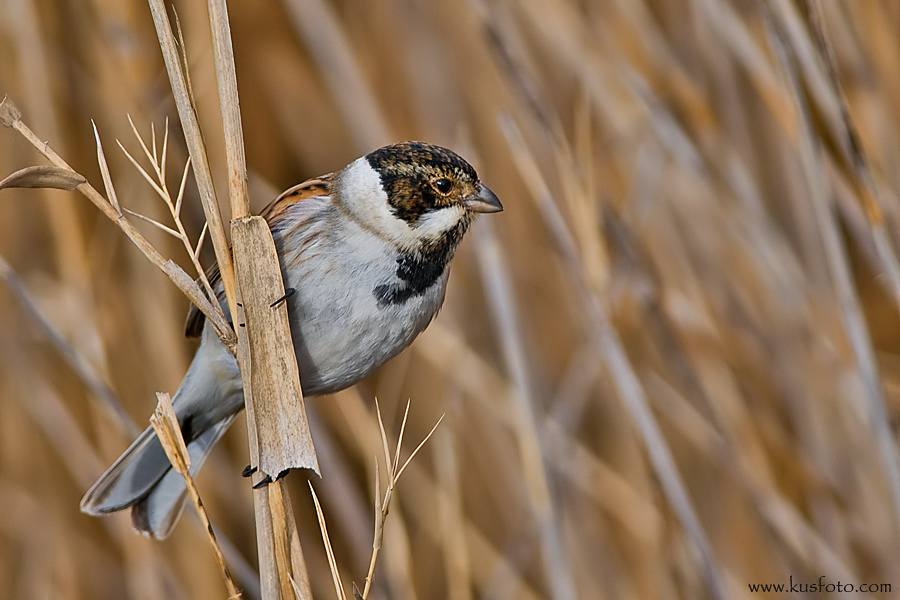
[203,0,317,597]
[232,216,317,599]
[205,0,317,475]
[150,393,242,600]
[0,96,235,350]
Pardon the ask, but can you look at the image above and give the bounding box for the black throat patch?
[374,221,468,306]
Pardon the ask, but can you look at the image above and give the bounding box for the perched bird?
[81,141,503,538]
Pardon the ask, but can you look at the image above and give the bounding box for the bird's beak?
[462,184,503,214]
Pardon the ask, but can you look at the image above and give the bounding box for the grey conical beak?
[462,184,503,214]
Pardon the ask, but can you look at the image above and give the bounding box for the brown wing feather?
[183,174,335,338]
[259,174,334,222]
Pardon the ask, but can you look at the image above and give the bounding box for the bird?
[80,141,503,538]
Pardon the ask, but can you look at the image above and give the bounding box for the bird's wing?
[184,173,336,338]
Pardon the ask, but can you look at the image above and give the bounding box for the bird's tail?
[80,415,235,539]
[81,322,243,538]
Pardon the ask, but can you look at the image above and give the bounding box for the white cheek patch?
[414,205,466,240]
[338,159,420,248]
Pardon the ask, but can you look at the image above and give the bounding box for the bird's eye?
[431,178,453,195]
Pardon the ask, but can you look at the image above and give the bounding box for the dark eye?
[431,178,453,195]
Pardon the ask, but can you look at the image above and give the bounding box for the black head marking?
[365,142,496,307]
[366,141,480,224]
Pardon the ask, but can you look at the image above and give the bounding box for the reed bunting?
[81,141,503,538]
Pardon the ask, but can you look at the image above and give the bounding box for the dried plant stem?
[205,0,316,476]
[269,481,312,599]
[310,482,348,600]
[0,96,234,349]
[361,401,443,599]
[147,1,317,597]
[268,482,299,600]
[146,0,237,317]
[308,401,442,600]
[150,392,242,599]
[206,0,250,220]
[118,117,218,304]
[208,0,317,595]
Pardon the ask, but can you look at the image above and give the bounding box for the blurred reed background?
[2,0,900,598]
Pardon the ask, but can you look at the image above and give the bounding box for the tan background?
[1,0,900,598]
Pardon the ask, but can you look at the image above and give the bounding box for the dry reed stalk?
[149,392,242,599]
[145,0,237,319]
[146,1,317,597]
[310,481,348,600]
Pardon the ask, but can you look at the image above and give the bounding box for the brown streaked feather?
[184,174,335,338]
[259,174,334,223]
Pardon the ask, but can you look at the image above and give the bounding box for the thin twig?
[92,121,120,213]
[361,401,444,599]
[0,96,235,349]
[146,0,237,317]
[150,392,242,599]
[118,121,218,307]
[310,482,348,600]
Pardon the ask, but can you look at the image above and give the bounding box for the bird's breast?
[275,211,449,396]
